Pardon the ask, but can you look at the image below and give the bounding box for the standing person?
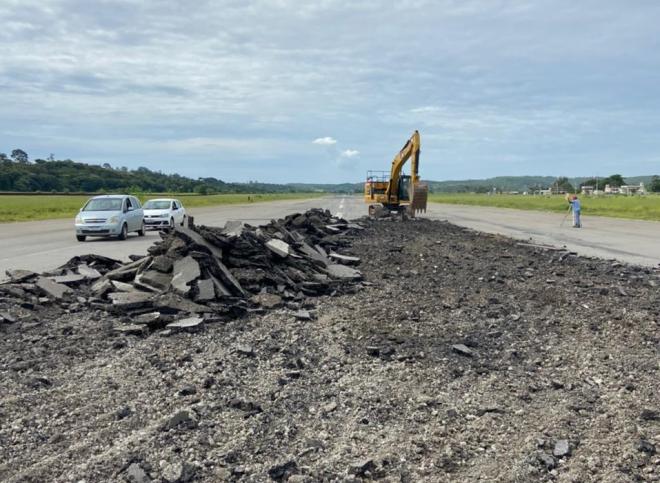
[568,194,581,228]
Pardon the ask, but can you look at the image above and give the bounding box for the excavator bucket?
[410,183,428,216]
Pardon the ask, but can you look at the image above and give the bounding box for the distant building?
[604,183,645,195]
[604,184,620,194]
[620,182,646,195]
[581,185,595,195]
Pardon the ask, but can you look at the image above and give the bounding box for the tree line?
[1,149,658,194]
[0,150,302,194]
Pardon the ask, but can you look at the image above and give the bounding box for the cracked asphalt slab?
[1,216,658,482]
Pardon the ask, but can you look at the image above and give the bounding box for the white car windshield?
[144,200,171,210]
[83,198,123,211]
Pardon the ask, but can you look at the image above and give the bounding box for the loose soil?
[1,218,659,482]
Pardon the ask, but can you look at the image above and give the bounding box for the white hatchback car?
[142,198,186,230]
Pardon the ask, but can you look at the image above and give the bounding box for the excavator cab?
[398,175,412,202]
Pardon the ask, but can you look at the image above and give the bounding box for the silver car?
[74,195,145,242]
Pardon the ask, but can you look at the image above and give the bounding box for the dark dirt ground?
[1,218,659,482]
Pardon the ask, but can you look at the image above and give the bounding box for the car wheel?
[180,215,186,226]
[118,223,128,240]
[138,222,145,236]
[168,217,174,231]
[76,235,86,242]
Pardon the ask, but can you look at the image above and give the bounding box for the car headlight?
[75,215,82,224]
[108,215,119,224]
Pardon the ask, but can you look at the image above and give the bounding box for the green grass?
[0,193,324,223]
[428,193,660,221]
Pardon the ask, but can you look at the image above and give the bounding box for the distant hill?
[0,153,655,194]
[286,175,657,194]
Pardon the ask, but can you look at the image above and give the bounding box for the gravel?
[0,217,658,482]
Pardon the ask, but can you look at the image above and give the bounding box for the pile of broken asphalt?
[1,213,658,482]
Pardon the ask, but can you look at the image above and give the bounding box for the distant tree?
[194,184,209,195]
[11,149,28,163]
[102,163,112,170]
[555,177,575,193]
[604,174,625,187]
[650,175,660,193]
[47,153,55,161]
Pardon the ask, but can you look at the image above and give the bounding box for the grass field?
[0,193,323,223]
[428,193,660,221]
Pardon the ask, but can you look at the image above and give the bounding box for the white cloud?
[410,106,440,113]
[312,136,337,145]
[340,149,359,158]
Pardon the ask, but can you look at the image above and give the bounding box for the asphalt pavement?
[1,196,658,281]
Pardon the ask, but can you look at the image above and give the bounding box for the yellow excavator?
[364,130,428,217]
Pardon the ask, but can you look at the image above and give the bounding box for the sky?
[1,0,659,183]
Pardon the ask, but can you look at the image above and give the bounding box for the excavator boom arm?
[385,130,421,202]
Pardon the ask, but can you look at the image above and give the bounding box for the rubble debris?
[268,460,297,480]
[266,239,293,258]
[36,276,72,300]
[637,439,656,455]
[222,220,245,238]
[112,280,137,292]
[171,256,201,296]
[113,324,146,336]
[162,461,197,483]
[194,278,215,301]
[151,255,174,273]
[77,264,102,280]
[108,291,152,309]
[135,270,172,291]
[293,309,312,321]
[325,264,362,280]
[329,252,360,265]
[162,410,198,431]
[553,439,571,458]
[91,278,113,297]
[126,462,151,483]
[5,269,37,282]
[166,316,204,330]
[5,209,362,336]
[0,311,17,324]
[349,459,376,476]
[452,344,475,357]
[537,452,557,470]
[640,409,659,421]
[134,312,163,325]
[105,257,151,282]
[235,344,255,357]
[49,273,87,285]
[251,293,283,309]
[154,294,208,314]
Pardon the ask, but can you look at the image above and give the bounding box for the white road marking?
[336,197,345,218]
